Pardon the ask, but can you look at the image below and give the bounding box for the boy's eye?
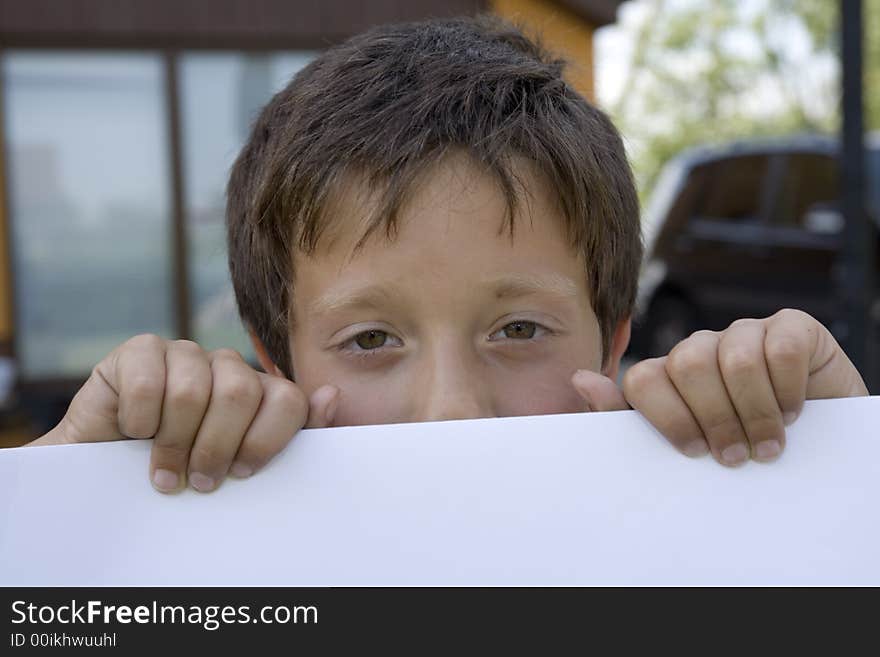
[503,321,537,339]
[338,327,403,356]
[355,330,389,350]
[489,320,547,341]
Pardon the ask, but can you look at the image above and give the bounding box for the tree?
[604,0,880,201]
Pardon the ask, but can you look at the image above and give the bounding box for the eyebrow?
[488,273,580,301]
[308,284,399,317]
[309,273,579,318]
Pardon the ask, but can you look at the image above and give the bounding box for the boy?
[29,15,868,493]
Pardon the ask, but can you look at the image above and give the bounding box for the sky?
[593,0,839,119]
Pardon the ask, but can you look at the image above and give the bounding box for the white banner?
[1,396,878,585]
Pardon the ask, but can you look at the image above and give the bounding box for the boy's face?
[254,152,630,426]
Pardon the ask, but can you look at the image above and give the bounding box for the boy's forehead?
[288,150,592,320]
[301,150,570,261]
[293,150,590,328]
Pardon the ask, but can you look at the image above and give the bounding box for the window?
[180,52,315,359]
[2,50,316,380]
[3,52,173,379]
[771,153,839,229]
[692,154,769,222]
[867,145,880,219]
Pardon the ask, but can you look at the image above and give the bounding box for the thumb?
[305,384,340,428]
[571,369,631,412]
[29,366,126,446]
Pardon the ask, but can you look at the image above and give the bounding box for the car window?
[692,154,769,222]
[868,146,880,219]
[770,153,839,229]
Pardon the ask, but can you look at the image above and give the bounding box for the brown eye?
[355,330,388,349]
[503,321,537,339]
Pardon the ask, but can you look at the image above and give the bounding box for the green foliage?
[608,0,880,203]
[867,0,880,130]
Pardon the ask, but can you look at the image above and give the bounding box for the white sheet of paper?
[1,396,878,585]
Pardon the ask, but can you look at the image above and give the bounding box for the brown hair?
[227,14,642,379]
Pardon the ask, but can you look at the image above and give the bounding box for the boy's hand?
[29,334,339,492]
[572,309,869,466]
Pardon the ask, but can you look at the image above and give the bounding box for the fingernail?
[783,412,797,426]
[572,369,593,386]
[189,472,215,493]
[755,440,781,460]
[325,389,339,425]
[229,461,253,478]
[721,443,749,465]
[152,469,179,492]
[683,440,709,457]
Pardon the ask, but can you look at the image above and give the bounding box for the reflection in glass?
[3,52,173,379]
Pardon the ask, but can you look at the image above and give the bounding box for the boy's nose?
[420,389,491,423]
[415,344,495,423]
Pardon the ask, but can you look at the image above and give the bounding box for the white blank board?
[1,396,878,585]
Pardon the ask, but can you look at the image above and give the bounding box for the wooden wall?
[490,0,596,102]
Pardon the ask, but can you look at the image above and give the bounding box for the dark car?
[629,133,880,369]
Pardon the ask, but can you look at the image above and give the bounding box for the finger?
[622,358,708,457]
[665,330,751,466]
[760,309,814,425]
[149,340,212,493]
[717,319,785,462]
[765,309,868,425]
[229,374,310,478]
[304,384,341,429]
[112,334,168,439]
[30,335,168,446]
[33,368,127,446]
[186,349,263,492]
[571,369,630,412]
